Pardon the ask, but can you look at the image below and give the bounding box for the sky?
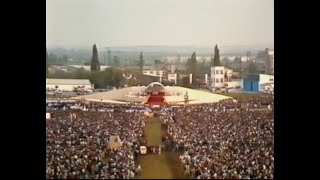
[46,0,274,48]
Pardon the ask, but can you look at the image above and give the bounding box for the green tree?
[186,52,197,85]
[72,68,90,79]
[90,44,101,72]
[222,57,230,68]
[48,53,58,64]
[212,44,221,66]
[138,52,144,74]
[186,58,191,74]
[113,56,120,67]
[247,62,258,73]
[154,59,161,65]
[198,58,209,74]
[233,56,242,73]
[89,67,124,89]
[182,77,190,87]
[191,52,197,75]
[62,55,68,64]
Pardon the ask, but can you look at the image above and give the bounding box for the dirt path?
[135,117,187,179]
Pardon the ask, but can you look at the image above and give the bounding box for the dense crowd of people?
[46,101,151,113]
[46,94,274,179]
[46,110,146,179]
[160,95,274,179]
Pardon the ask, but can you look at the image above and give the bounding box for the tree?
[125,58,128,67]
[138,52,144,74]
[113,56,120,67]
[186,52,197,85]
[191,52,197,76]
[154,59,161,65]
[89,67,124,89]
[233,56,242,73]
[212,44,221,66]
[48,53,58,64]
[222,57,230,68]
[62,55,68,64]
[198,58,209,75]
[181,77,191,87]
[72,68,90,79]
[90,44,101,72]
[248,62,258,73]
[246,51,251,61]
[46,46,48,76]
[177,54,181,63]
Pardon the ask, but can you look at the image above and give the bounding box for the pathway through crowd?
[135,117,188,179]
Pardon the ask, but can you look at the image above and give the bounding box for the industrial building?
[242,73,274,92]
[46,79,93,92]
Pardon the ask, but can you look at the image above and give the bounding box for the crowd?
[46,94,273,179]
[46,110,146,179]
[160,95,274,179]
[46,102,151,113]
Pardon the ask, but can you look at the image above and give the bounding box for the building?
[167,73,178,85]
[72,82,232,105]
[265,48,274,75]
[211,66,225,88]
[50,65,72,73]
[46,79,93,91]
[142,70,167,82]
[69,65,111,71]
[243,73,274,92]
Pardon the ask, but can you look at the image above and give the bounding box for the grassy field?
[135,117,187,179]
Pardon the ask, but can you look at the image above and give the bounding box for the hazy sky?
[46,0,274,47]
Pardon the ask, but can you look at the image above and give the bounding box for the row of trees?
[47,67,130,89]
[47,53,69,65]
[184,44,221,86]
[47,44,129,88]
[47,43,260,88]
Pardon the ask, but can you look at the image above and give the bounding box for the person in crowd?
[46,108,146,179]
[160,94,274,179]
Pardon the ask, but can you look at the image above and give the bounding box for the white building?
[143,70,165,77]
[211,66,225,88]
[46,79,93,91]
[259,74,274,92]
[225,79,243,89]
[266,48,274,75]
[142,70,167,83]
[167,73,178,85]
[69,65,111,71]
[243,73,274,92]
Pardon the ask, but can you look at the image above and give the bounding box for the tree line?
[47,43,260,89]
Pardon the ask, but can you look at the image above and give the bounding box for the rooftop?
[46,79,91,85]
